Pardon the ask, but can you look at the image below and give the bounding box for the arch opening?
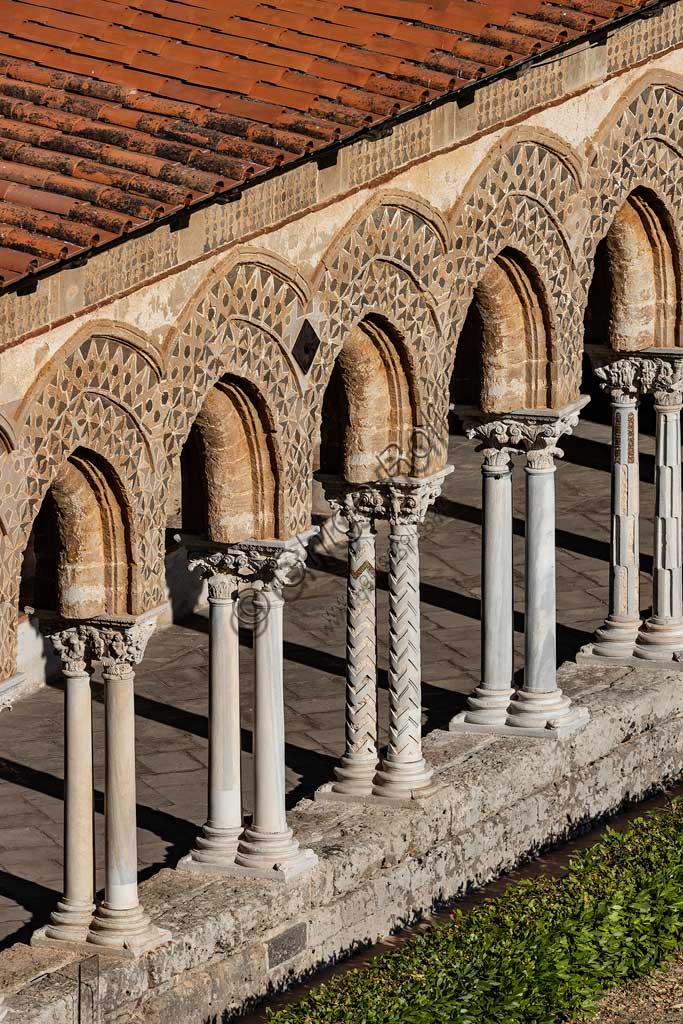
[175,375,278,543]
[20,448,132,618]
[316,315,416,483]
[585,187,681,352]
[450,248,552,414]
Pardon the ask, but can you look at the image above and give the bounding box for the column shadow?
[435,497,653,575]
[0,754,196,873]
[0,870,60,951]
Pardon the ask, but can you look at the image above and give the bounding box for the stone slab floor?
[0,410,658,948]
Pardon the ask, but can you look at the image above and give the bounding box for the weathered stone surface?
[5,663,683,1023]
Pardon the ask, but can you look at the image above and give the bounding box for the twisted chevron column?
[593,360,643,657]
[332,513,379,795]
[635,356,683,659]
[373,469,452,799]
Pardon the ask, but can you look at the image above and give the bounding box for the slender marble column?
[86,619,171,957]
[324,487,384,796]
[452,426,515,730]
[593,360,643,658]
[505,415,589,736]
[33,627,95,947]
[234,541,317,879]
[178,551,248,872]
[636,359,683,659]
[372,470,452,799]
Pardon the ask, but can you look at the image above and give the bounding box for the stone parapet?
[5,660,683,1022]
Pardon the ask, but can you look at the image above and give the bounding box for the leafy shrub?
[268,804,683,1024]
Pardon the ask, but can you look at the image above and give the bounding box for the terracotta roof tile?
[0,0,658,291]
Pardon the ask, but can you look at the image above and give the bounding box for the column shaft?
[253,589,287,835]
[235,587,316,878]
[63,672,95,912]
[505,452,588,736]
[636,399,683,658]
[453,459,515,729]
[373,522,432,798]
[208,592,242,828]
[594,396,641,656]
[182,580,243,869]
[332,519,378,794]
[524,462,557,693]
[87,619,170,956]
[36,666,95,945]
[102,667,139,911]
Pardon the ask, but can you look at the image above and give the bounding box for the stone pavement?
[0,412,657,948]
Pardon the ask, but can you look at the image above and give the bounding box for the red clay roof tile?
[0,0,660,291]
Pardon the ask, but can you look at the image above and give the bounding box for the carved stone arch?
[166,251,310,535]
[309,202,452,475]
[586,79,683,274]
[448,139,586,404]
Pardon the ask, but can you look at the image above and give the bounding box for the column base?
[176,824,242,874]
[371,757,434,800]
[592,617,641,659]
[86,903,171,958]
[31,898,95,949]
[329,756,378,797]
[504,689,590,737]
[233,827,318,881]
[450,685,515,730]
[634,617,683,661]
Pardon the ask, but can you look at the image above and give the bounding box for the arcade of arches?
[3,42,683,1017]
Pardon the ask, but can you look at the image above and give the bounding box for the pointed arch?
[166,249,309,535]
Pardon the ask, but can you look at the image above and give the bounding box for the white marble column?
[178,551,247,872]
[451,425,515,730]
[372,470,452,799]
[86,618,171,957]
[233,540,317,879]
[505,412,589,736]
[636,357,683,659]
[593,360,643,658]
[33,626,95,948]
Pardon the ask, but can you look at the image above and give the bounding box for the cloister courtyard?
[0,404,655,948]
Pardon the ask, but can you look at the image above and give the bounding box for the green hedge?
[268,803,683,1024]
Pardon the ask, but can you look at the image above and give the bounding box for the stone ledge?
[4,661,683,1023]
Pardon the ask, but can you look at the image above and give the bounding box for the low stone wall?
[5,660,683,1023]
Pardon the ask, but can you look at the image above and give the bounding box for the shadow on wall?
[165,535,206,623]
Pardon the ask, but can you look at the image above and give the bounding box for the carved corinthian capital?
[187,549,252,600]
[376,467,454,526]
[464,420,518,469]
[639,357,683,406]
[594,358,643,402]
[49,626,92,675]
[327,484,386,527]
[87,619,156,677]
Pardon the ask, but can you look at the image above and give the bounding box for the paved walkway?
[0,411,657,948]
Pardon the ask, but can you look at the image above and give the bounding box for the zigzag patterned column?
[373,470,451,800]
[332,507,379,795]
